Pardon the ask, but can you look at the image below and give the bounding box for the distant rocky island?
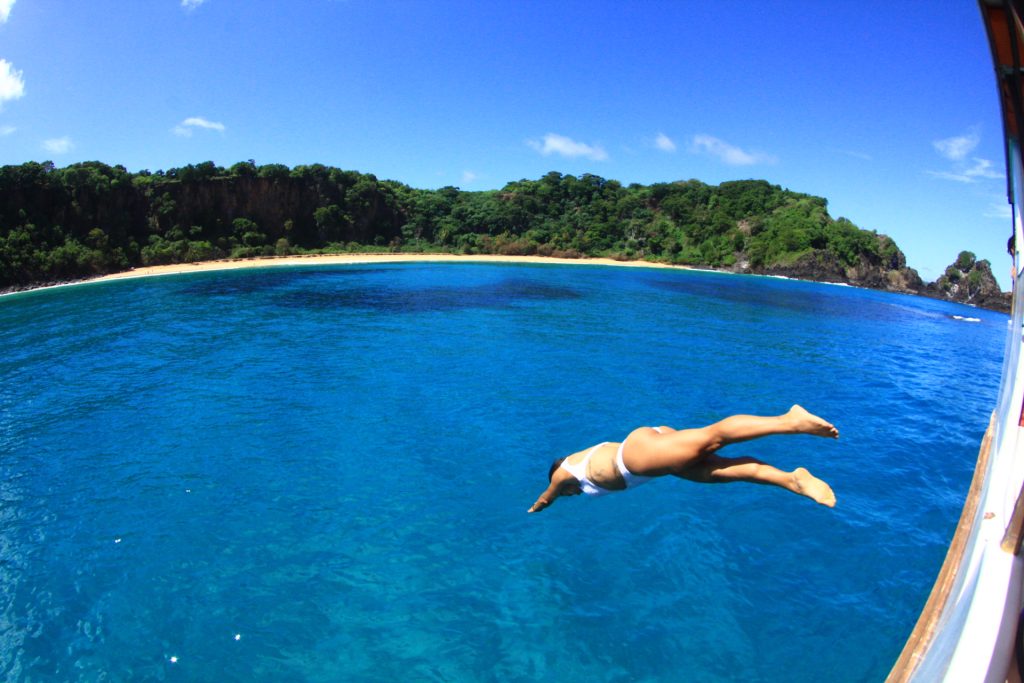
[743,247,1010,312]
[921,251,1009,312]
[0,161,1011,311]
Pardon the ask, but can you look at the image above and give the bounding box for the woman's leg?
[681,453,836,507]
[623,405,838,476]
[697,405,838,451]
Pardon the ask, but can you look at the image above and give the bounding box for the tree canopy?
[0,160,912,290]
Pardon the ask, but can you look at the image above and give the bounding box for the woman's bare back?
[564,442,625,490]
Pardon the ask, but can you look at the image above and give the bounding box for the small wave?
[952,315,982,323]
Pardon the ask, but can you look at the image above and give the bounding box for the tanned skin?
[529,405,838,513]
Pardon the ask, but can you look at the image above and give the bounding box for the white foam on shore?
[0,254,700,300]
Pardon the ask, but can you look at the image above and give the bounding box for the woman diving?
[528,405,838,513]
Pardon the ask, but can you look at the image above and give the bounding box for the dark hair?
[548,457,565,482]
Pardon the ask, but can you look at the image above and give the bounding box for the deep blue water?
[0,262,1006,682]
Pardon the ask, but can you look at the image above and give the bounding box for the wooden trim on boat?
[1002,433,1024,554]
[886,412,996,682]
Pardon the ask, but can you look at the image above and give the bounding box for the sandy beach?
[83,252,695,285]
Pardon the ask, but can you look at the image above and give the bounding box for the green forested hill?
[0,160,935,295]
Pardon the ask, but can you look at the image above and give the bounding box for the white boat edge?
[888,3,1024,680]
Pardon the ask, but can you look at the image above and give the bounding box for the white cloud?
[0,0,15,23]
[0,125,14,136]
[181,0,206,10]
[690,134,776,166]
[925,170,973,183]
[0,59,25,110]
[461,170,478,184]
[527,133,608,161]
[172,116,226,137]
[654,132,676,153]
[984,202,1012,220]
[42,136,73,154]
[183,116,225,131]
[927,157,1003,184]
[933,131,979,161]
[929,129,1003,184]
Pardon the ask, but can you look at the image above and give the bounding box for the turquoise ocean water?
[0,262,1006,682]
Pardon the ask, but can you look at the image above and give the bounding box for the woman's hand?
[528,495,553,513]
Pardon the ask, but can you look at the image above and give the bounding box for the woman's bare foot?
[791,467,836,507]
[786,405,839,439]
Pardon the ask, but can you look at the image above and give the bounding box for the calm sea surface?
[0,262,1006,682]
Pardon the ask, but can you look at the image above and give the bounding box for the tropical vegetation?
[0,160,910,289]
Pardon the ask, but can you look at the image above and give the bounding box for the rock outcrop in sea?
[733,244,1010,312]
[921,251,1011,312]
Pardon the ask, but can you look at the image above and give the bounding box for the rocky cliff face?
[154,176,405,247]
[738,246,1010,312]
[922,251,1011,312]
[747,249,924,292]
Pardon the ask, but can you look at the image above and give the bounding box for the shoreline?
[0,252,1005,313]
[0,253,700,298]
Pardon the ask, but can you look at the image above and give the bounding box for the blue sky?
[0,0,1013,287]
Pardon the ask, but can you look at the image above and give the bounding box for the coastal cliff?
[0,161,1011,311]
[742,237,924,293]
[742,248,1009,312]
[921,251,1011,312]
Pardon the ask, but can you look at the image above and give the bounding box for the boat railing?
[886,4,1024,679]
[886,414,997,682]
